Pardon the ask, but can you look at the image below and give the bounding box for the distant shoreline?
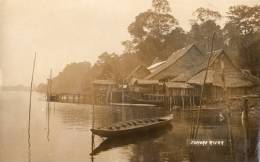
[0,85,30,92]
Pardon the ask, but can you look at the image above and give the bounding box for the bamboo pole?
[90,82,96,160]
[46,69,52,141]
[28,52,36,162]
[92,84,95,129]
[192,32,216,139]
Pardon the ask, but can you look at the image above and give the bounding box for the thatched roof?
[93,80,116,85]
[166,82,194,89]
[145,44,205,80]
[188,70,214,85]
[188,69,254,88]
[171,64,205,82]
[173,49,256,89]
[171,49,226,82]
[126,65,151,81]
[147,60,166,73]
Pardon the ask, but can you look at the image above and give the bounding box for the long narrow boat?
[90,114,173,138]
[90,125,172,155]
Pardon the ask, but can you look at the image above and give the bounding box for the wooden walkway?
[47,93,92,104]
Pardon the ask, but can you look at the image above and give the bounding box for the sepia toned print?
[1,0,260,162]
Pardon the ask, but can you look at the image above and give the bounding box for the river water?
[0,91,259,162]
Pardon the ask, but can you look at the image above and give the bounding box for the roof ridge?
[145,44,197,79]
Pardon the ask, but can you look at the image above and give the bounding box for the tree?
[227,5,260,36]
[50,62,92,93]
[162,27,188,58]
[152,0,171,13]
[122,40,136,54]
[127,0,179,64]
[224,5,260,73]
[128,9,177,42]
[188,8,223,52]
[94,52,122,82]
[192,7,222,24]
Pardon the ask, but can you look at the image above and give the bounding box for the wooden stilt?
[190,96,192,107]
[182,95,185,110]
[170,96,172,111]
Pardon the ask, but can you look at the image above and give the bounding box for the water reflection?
[0,91,259,162]
[91,133,95,162]
[26,96,260,162]
[46,101,50,141]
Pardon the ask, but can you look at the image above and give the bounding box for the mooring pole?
[192,32,216,139]
[28,52,36,162]
[242,98,249,162]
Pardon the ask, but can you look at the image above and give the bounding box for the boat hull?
[91,115,173,138]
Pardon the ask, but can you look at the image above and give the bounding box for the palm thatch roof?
[145,44,205,80]
[171,49,226,82]
[187,49,255,88]
[171,64,205,82]
[188,70,254,88]
[187,70,214,85]
[147,60,166,73]
[126,65,151,81]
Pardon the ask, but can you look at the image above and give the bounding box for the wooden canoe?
[90,125,172,155]
[90,115,173,138]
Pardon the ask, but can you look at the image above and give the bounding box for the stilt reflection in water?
[46,101,51,141]
[27,132,31,162]
[91,133,95,162]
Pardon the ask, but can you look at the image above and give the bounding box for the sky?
[0,0,259,86]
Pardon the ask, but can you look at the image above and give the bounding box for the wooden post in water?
[169,96,172,111]
[192,32,216,139]
[189,96,192,108]
[28,52,36,162]
[219,50,234,161]
[242,98,249,162]
[110,90,113,104]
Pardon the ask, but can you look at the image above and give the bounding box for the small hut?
[187,49,255,103]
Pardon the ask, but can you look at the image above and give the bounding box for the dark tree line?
[37,0,260,93]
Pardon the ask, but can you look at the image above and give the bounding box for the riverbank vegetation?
[36,0,260,94]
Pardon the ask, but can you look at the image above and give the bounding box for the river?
[0,91,259,162]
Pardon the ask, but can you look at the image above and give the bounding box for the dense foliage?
[37,1,260,93]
